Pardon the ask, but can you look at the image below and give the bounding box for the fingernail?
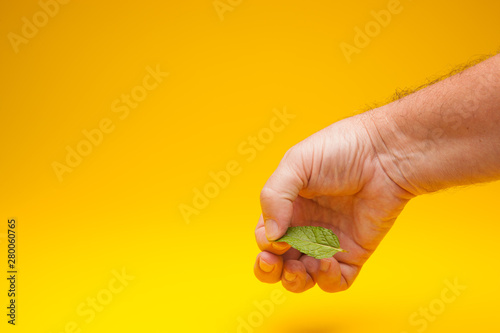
[284,270,296,282]
[265,219,279,240]
[271,242,289,251]
[259,258,274,273]
[320,259,331,272]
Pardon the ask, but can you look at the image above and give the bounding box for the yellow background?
[1,0,500,332]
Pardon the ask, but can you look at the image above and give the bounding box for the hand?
[253,114,414,293]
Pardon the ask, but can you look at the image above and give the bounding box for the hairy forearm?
[362,54,500,195]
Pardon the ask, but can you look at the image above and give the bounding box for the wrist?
[360,54,500,196]
[359,104,428,196]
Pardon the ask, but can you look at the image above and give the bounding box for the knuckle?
[283,145,300,162]
[259,186,276,203]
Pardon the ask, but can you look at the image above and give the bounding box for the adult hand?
[254,115,414,293]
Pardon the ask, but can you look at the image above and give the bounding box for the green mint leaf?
[275,226,347,259]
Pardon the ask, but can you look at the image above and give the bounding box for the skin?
[254,53,500,293]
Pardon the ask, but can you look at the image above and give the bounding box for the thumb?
[260,149,306,241]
